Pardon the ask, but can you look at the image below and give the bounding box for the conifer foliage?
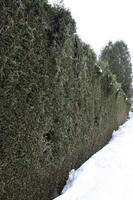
[0,1,131,199]
[100,41,132,97]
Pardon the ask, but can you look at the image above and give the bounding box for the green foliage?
[0,1,130,200]
[100,41,132,97]
[97,61,122,95]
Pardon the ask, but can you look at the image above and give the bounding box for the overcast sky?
[48,0,133,62]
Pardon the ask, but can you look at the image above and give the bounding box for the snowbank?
[55,112,133,200]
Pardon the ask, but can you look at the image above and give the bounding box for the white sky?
[48,0,133,62]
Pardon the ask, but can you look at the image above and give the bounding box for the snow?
[99,68,103,73]
[54,111,133,200]
[47,1,133,199]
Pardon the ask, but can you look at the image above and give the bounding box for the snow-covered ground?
[54,111,133,200]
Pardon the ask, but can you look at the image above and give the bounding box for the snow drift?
[55,112,133,200]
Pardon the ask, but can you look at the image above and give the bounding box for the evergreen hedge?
[0,1,130,199]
